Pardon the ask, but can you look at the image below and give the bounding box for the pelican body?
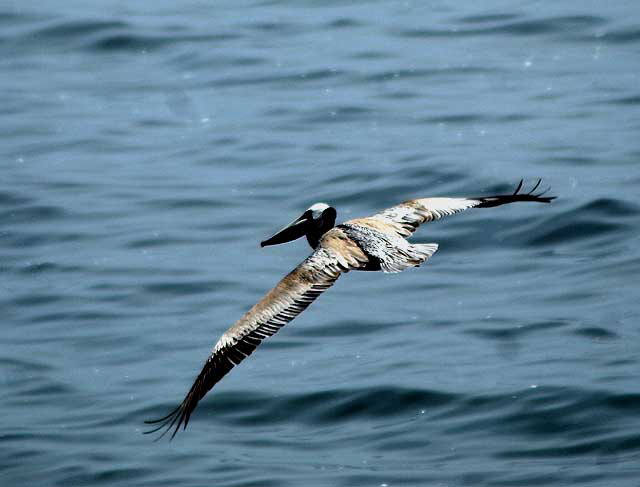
[146,180,555,438]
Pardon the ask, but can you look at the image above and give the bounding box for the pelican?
[145,180,555,438]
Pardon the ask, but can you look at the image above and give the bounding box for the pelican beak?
[261,212,310,247]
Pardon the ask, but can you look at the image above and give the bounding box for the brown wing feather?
[145,228,367,439]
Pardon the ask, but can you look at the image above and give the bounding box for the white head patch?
[307,202,330,219]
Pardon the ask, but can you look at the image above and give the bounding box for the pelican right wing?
[145,228,367,439]
[362,179,555,238]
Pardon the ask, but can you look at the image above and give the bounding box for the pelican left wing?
[361,179,555,238]
[145,230,367,439]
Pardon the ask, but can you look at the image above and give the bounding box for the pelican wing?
[145,230,367,439]
[361,179,556,237]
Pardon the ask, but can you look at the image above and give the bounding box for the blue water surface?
[2,1,640,486]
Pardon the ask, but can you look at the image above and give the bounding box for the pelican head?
[261,202,337,249]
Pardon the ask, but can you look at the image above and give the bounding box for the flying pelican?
[145,179,555,439]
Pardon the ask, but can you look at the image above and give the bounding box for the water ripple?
[598,27,640,44]
[524,198,637,247]
[33,19,128,39]
[395,15,608,39]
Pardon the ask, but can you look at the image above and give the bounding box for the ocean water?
[2,1,640,485]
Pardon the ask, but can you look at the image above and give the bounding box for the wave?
[140,384,640,429]
[395,15,607,39]
[525,197,638,247]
